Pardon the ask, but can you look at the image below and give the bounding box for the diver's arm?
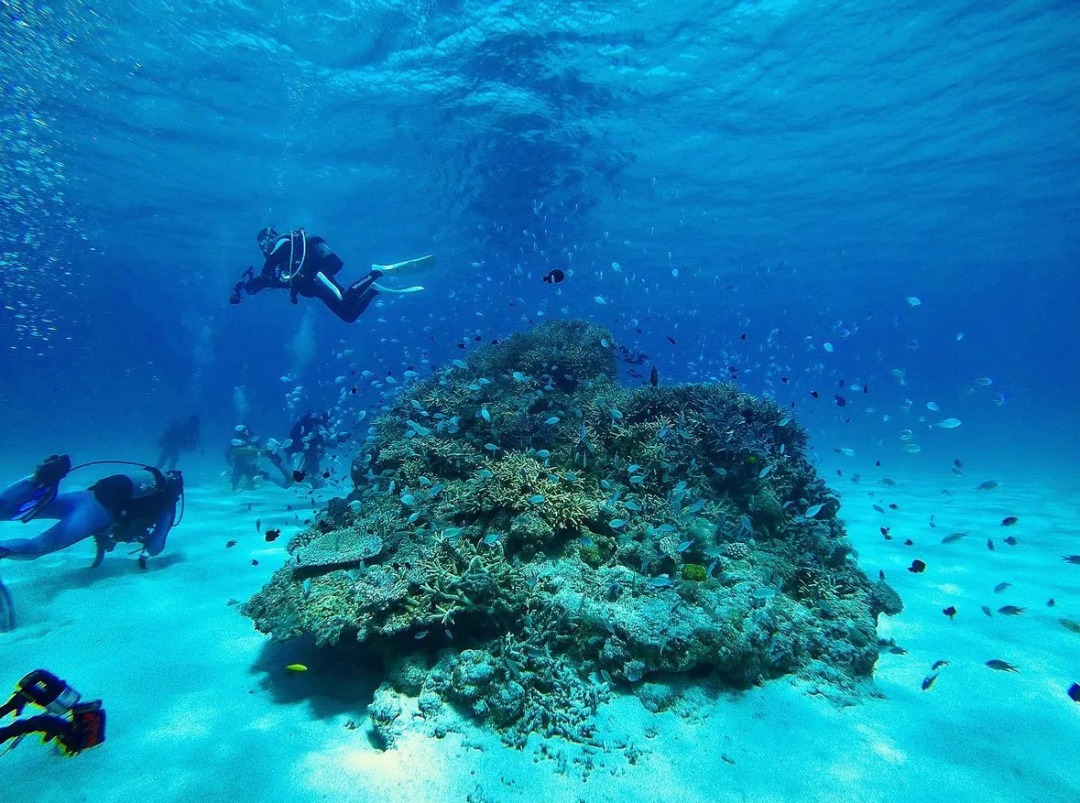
[142,507,174,557]
[242,270,287,294]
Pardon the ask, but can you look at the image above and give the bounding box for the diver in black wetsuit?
[228,227,436,323]
[0,455,183,568]
[155,414,201,471]
[283,411,348,488]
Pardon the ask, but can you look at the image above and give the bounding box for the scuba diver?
[155,414,201,470]
[0,455,184,571]
[283,410,349,488]
[228,226,436,323]
[0,669,106,757]
[225,424,291,491]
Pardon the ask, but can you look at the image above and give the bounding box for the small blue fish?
[482,533,501,545]
[580,536,595,548]
[484,443,499,452]
[778,417,790,427]
[528,494,546,504]
[536,449,551,459]
[480,408,491,422]
[610,409,624,420]
[650,575,673,588]
[628,464,641,473]
[687,499,706,514]
[512,371,526,382]
[544,416,560,425]
[411,400,423,410]
[623,501,642,512]
[677,540,693,553]
[630,475,645,485]
[609,519,628,529]
[805,503,825,518]
[400,494,416,506]
[477,469,494,479]
[443,527,464,539]
[452,359,468,369]
[739,514,753,533]
[758,465,773,479]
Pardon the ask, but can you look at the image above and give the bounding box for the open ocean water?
[1,2,1078,801]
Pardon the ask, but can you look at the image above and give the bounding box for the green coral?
[682,563,707,582]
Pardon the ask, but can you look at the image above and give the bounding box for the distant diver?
[0,455,184,571]
[225,424,292,492]
[229,226,436,323]
[282,410,349,488]
[155,414,201,470]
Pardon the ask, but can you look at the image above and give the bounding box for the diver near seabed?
[225,424,295,491]
[0,454,184,566]
[0,669,106,757]
[0,455,185,631]
[282,410,349,488]
[156,413,201,470]
[229,226,436,323]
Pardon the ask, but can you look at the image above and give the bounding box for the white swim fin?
[372,282,425,294]
[371,254,436,276]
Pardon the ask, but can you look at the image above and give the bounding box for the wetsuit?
[285,412,341,487]
[225,431,291,491]
[238,230,382,323]
[0,467,181,562]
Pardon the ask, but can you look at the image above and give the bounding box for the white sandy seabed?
[0,463,1078,803]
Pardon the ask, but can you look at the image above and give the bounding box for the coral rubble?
[244,319,899,746]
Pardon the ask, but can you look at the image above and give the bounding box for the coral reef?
[245,319,899,747]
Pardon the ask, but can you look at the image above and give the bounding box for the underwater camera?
[0,669,106,756]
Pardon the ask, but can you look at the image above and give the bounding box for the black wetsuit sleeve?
[242,270,287,295]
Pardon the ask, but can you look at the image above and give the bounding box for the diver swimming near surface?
[229,226,436,323]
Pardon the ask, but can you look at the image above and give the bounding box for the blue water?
[1,0,1077,473]
[1,0,1078,788]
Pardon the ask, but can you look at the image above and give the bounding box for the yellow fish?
[285,663,308,673]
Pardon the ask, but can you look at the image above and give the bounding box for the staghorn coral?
[246,319,899,747]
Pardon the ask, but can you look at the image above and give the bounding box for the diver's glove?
[229,282,244,304]
[32,455,70,489]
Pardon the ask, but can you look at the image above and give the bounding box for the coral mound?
[245,319,899,747]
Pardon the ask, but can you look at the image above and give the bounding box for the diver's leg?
[264,451,293,488]
[300,272,361,323]
[0,491,111,560]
